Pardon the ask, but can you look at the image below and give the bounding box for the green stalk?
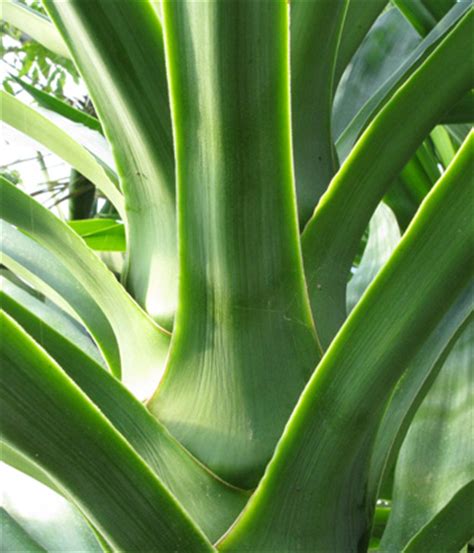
[149,1,320,489]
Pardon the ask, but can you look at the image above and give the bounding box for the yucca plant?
[1,0,473,551]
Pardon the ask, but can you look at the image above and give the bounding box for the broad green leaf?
[0,313,215,552]
[12,75,103,133]
[334,0,388,85]
[0,178,170,398]
[1,92,124,218]
[290,0,348,225]
[302,9,473,349]
[218,134,473,552]
[380,320,474,551]
[335,2,469,161]
[149,1,320,489]
[68,219,126,252]
[43,0,177,329]
[1,466,103,552]
[1,0,70,58]
[367,285,473,501]
[347,203,401,313]
[1,289,248,542]
[1,509,46,553]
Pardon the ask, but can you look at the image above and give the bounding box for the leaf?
[1,288,248,543]
[1,466,104,552]
[1,508,47,553]
[393,0,456,36]
[0,275,105,367]
[0,312,215,552]
[43,0,177,329]
[379,320,474,552]
[68,219,126,252]
[347,203,401,313]
[12,75,103,133]
[335,2,469,161]
[334,7,421,146]
[302,8,473,349]
[217,133,474,552]
[1,223,121,376]
[367,284,473,503]
[0,178,170,398]
[148,1,320,489]
[1,0,70,58]
[334,0,388,85]
[442,89,474,124]
[403,481,474,553]
[393,0,438,35]
[1,92,124,218]
[290,0,348,226]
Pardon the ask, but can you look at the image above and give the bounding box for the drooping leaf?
[218,133,473,552]
[1,288,248,542]
[2,0,70,58]
[380,320,474,552]
[43,0,177,329]
[1,92,124,218]
[302,9,473,348]
[0,312,215,552]
[0,178,170,398]
[290,0,348,225]
[149,1,320,489]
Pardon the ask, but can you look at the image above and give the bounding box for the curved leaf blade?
[0,312,215,552]
[1,286,248,543]
[1,92,124,218]
[380,320,474,551]
[1,0,70,58]
[0,178,170,398]
[302,8,473,348]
